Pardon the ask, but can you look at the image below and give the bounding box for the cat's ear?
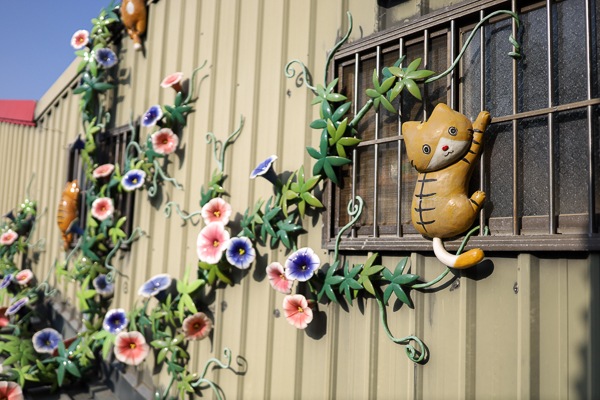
[402,121,431,172]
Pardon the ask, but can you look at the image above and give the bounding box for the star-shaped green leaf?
[381,257,419,306]
[306,129,352,186]
[366,69,398,113]
[199,261,233,286]
[339,261,363,305]
[271,214,302,249]
[260,197,281,243]
[311,78,348,105]
[355,253,385,297]
[309,100,356,136]
[387,58,435,101]
[287,165,322,218]
[163,92,193,126]
[326,118,361,159]
[317,261,343,303]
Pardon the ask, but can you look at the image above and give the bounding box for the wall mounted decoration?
[120,0,147,51]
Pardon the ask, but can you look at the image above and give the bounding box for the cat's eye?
[422,144,431,154]
[448,126,458,136]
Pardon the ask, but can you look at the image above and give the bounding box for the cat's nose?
[442,145,449,151]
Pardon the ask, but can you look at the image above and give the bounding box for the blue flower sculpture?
[95,48,117,68]
[103,308,128,334]
[137,274,172,298]
[0,274,12,290]
[32,328,63,354]
[121,169,146,192]
[93,274,114,296]
[250,155,280,186]
[142,105,163,127]
[285,247,321,282]
[226,237,256,269]
[6,297,29,316]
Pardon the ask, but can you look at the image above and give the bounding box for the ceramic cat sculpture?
[121,0,147,51]
[402,103,491,269]
[57,180,79,251]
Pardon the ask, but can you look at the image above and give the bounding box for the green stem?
[349,99,374,129]
[205,115,244,174]
[425,10,521,84]
[323,12,353,86]
[334,196,363,264]
[104,239,121,284]
[184,60,208,105]
[149,160,183,197]
[163,202,203,221]
[25,173,35,200]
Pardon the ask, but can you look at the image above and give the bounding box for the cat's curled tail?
[432,238,484,269]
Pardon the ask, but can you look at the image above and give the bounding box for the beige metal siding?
[1,0,599,398]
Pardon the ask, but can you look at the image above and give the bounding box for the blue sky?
[0,0,111,100]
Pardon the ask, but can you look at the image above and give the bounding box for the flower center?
[129,343,136,349]
[238,248,245,255]
[301,265,306,270]
[102,207,106,211]
[46,340,51,346]
[213,240,220,247]
[163,139,168,144]
[214,211,220,217]
[114,319,120,326]
[132,178,138,184]
[193,323,200,329]
[279,274,286,280]
[297,307,303,313]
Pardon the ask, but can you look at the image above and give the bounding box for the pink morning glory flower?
[15,270,33,286]
[114,331,150,366]
[266,262,293,294]
[182,312,213,341]
[151,128,179,155]
[92,164,115,180]
[201,198,232,226]
[91,197,114,221]
[0,381,24,400]
[197,222,230,264]
[160,72,184,92]
[283,294,313,329]
[0,308,8,328]
[71,30,89,50]
[0,230,18,246]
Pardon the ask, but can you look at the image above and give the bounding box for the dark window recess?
[324,0,600,252]
[66,122,137,248]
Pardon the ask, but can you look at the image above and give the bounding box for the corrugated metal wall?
[1,0,599,399]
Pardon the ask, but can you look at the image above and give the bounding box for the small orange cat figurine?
[57,180,80,251]
[121,0,147,51]
[402,103,491,269]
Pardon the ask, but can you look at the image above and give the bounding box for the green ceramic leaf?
[404,79,422,100]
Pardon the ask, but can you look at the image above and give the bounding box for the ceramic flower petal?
[15,269,33,286]
[266,262,293,294]
[137,273,172,298]
[226,237,256,269]
[92,164,115,179]
[32,328,63,354]
[0,230,18,246]
[201,198,233,226]
[196,222,230,264]
[91,197,114,221]
[284,247,320,282]
[71,30,89,50]
[151,128,179,155]
[114,331,150,366]
[103,308,129,335]
[6,297,28,316]
[95,48,118,68]
[142,105,163,127]
[0,381,24,400]
[0,308,9,328]
[161,72,183,91]
[121,169,146,192]
[0,275,11,290]
[283,294,313,329]
[93,274,114,296]
[182,312,213,341]
[250,155,279,185]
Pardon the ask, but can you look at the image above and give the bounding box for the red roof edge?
[0,100,37,127]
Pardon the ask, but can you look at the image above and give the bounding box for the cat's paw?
[470,191,486,209]
[474,111,491,131]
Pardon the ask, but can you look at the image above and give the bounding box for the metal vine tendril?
[163,202,203,221]
[148,159,183,197]
[425,10,522,84]
[190,348,233,400]
[35,260,59,297]
[25,173,35,200]
[205,114,244,175]
[25,208,47,249]
[334,196,363,263]
[104,227,145,283]
[184,60,208,105]
[284,60,316,91]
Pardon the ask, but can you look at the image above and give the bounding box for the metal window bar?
[512,0,520,235]
[373,46,381,238]
[397,37,405,237]
[585,0,596,234]
[352,52,359,238]
[479,10,486,235]
[547,0,556,234]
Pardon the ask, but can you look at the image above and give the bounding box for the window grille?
[324,0,600,252]
[66,122,138,248]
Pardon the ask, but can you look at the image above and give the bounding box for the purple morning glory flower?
[32,328,63,354]
[285,247,321,282]
[226,237,256,269]
[250,155,281,187]
[121,169,146,192]
[93,274,114,296]
[137,274,171,298]
[0,274,13,290]
[6,297,29,315]
[142,105,163,127]
[95,48,117,68]
[103,308,128,334]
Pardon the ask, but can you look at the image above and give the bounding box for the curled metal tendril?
[35,260,58,297]
[205,115,244,174]
[184,60,208,105]
[323,12,353,86]
[148,160,183,197]
[191,348,232,400]
[125,109,140,166]
[25,208,47,248]
[25,173,35,200]
[284,60,316,91]
[105,228,145,284]
[163,202,203,221]
[425,10,522,84]
[334,196,363,263]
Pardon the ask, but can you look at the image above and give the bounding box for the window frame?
[322,0,600,252]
